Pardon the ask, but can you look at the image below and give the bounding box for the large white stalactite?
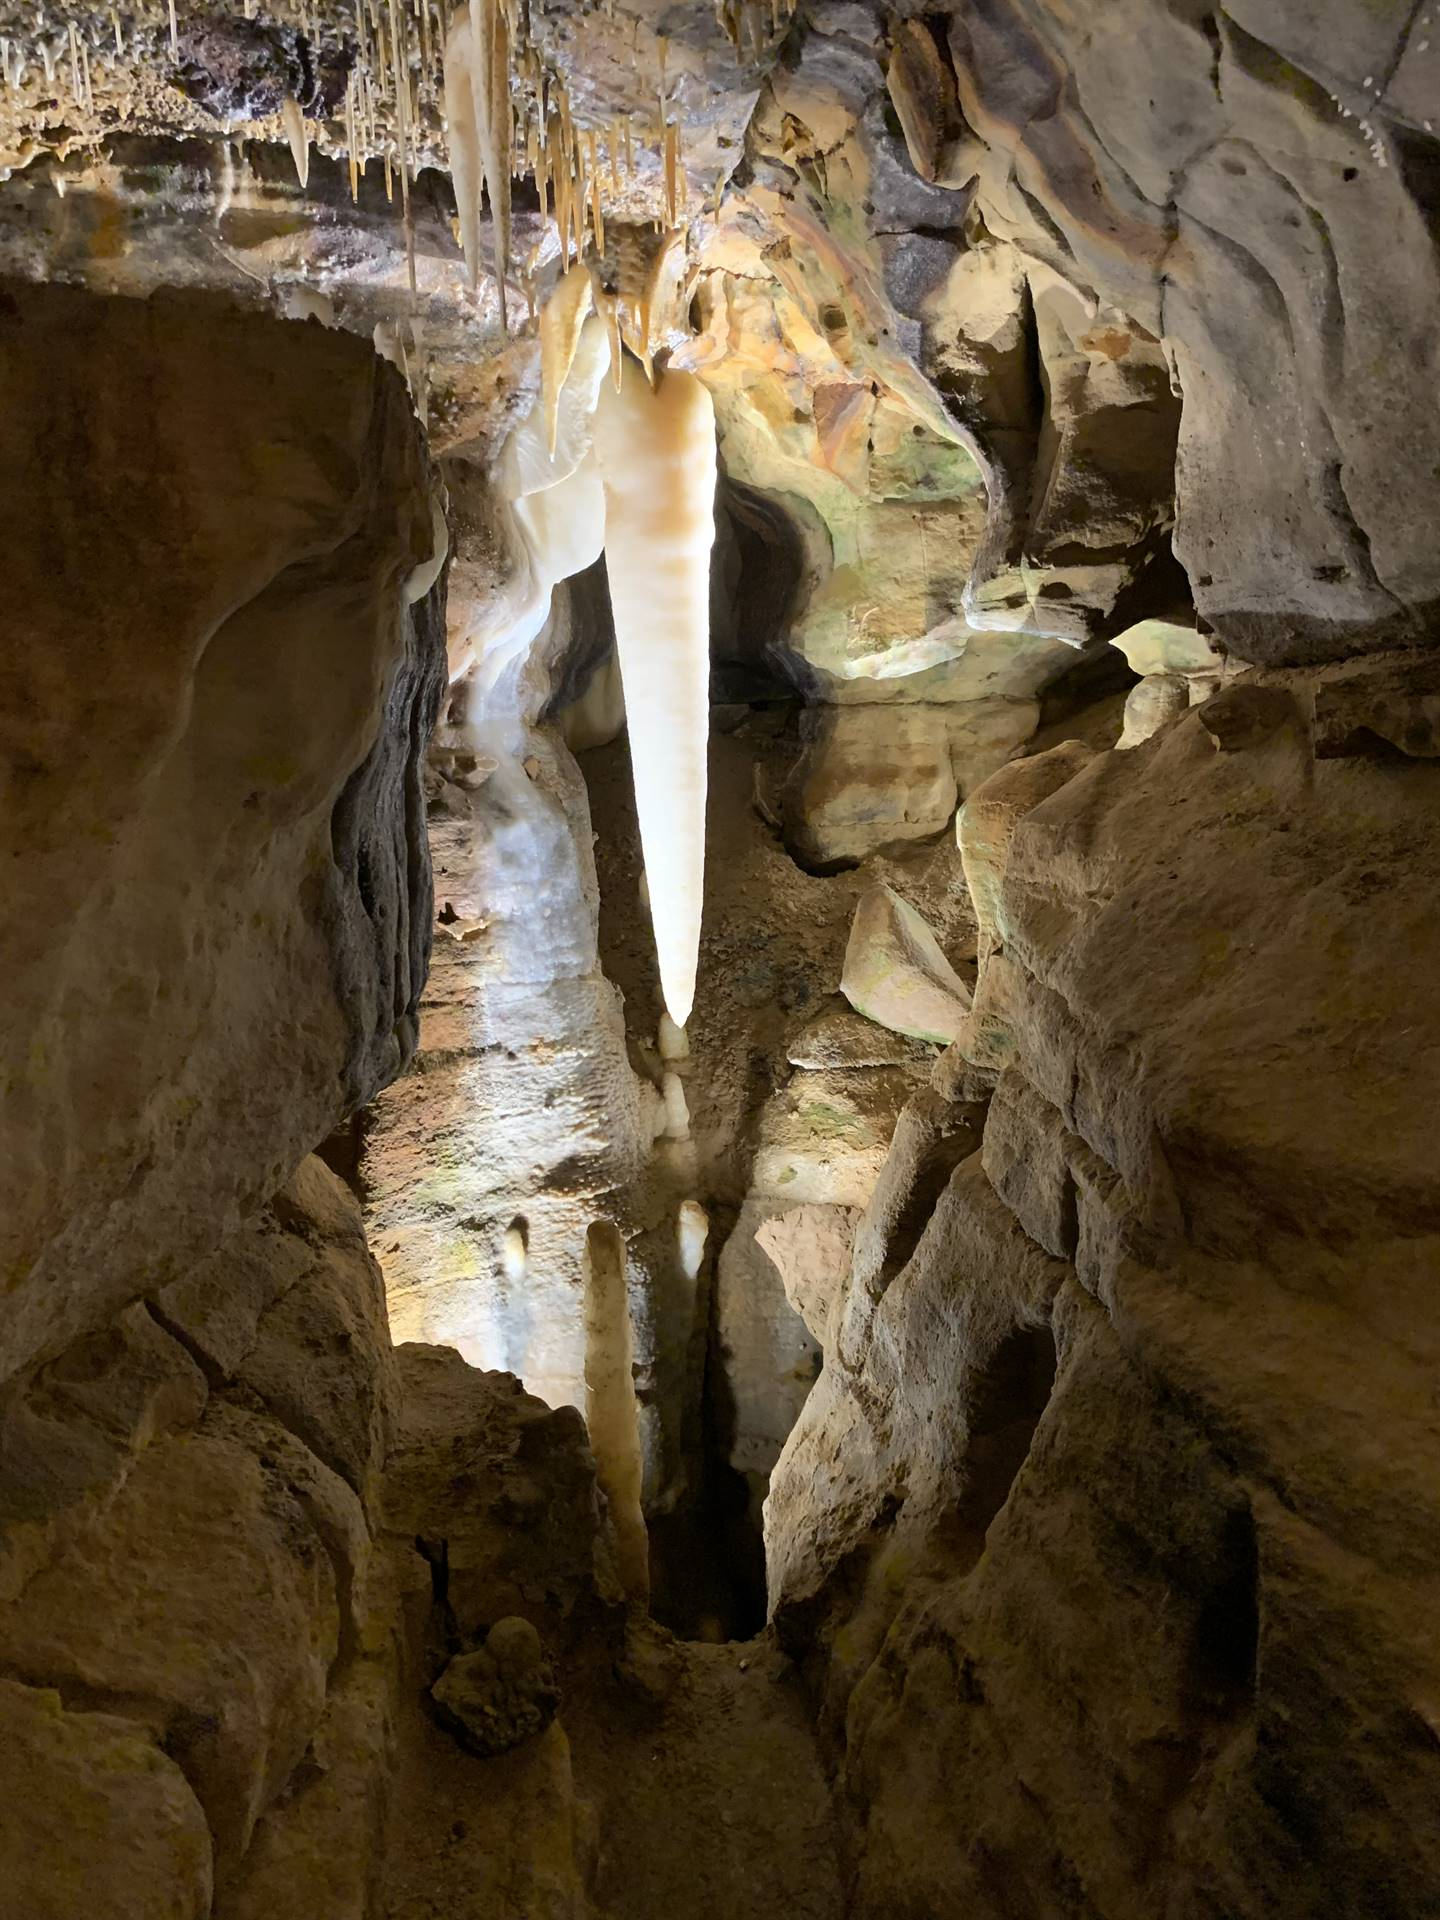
[592,354,717,1030]
[442,1,512,321]
[457,311,718,1036]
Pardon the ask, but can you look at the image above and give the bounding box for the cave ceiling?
[0,0,1432,673]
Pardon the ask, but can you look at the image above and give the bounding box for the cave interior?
[2,2,1439,1916]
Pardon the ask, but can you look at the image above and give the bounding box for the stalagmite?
[280,95,309,189]
[677,1200,709,1280]
[502,1218,528,1283]
[661,1071,691,1141]
[540,262,594,457]
[592,354,717,1030]
[582,1223,649,1599]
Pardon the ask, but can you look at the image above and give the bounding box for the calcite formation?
[592,353,718,1029]
[430,1617,561,1757]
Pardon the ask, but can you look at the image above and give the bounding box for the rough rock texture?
[362,585,659,1413]
[689,0,1440,687]
[779,698,1036,867]
[382,1340,620,1651]
[755,1204,861,1344]
[0,1158,400,1909]
[0,283,445,1382]
[0,1677,213,1920]
[2,7,1433,1911]
[430,1617,561,1757]
[691,0,1184,675]
[941,0,1440,660]
[786,997,937,1072]
[769,654,1440,1917]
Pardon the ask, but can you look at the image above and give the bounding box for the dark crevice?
[1379,0,1430,101]
[937,1322,1058,1573]
[143,1295,226,1391]
[1190,1500,1260,1711]
[649,1217,769,1644]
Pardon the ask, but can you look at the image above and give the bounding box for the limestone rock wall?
[0,282,446,1382]
[0,1153,627,1919]
[361,560,661,1416]
[0,1158,396,1916]
[935,0,1440,661]
[689,0,1438,679]
[766,653,1440,1916]
[0,288,454,1912]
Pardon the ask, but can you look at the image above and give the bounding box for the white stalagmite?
[592,354,716,1030]
[661,1070,690,1141]
[502,1219,528,1283]
[677,1200,709,1280]
[582,1223,649,1600]
[658,1011,689,1060]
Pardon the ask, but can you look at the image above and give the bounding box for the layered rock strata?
[768,653,1440,1916]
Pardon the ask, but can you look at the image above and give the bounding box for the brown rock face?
[767,652,1440,1916]
[0,1158,399,1903]
[0,283,445,1381]
[0,1677,213,1920]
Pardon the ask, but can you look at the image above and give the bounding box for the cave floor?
[380,1631,846,1919]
